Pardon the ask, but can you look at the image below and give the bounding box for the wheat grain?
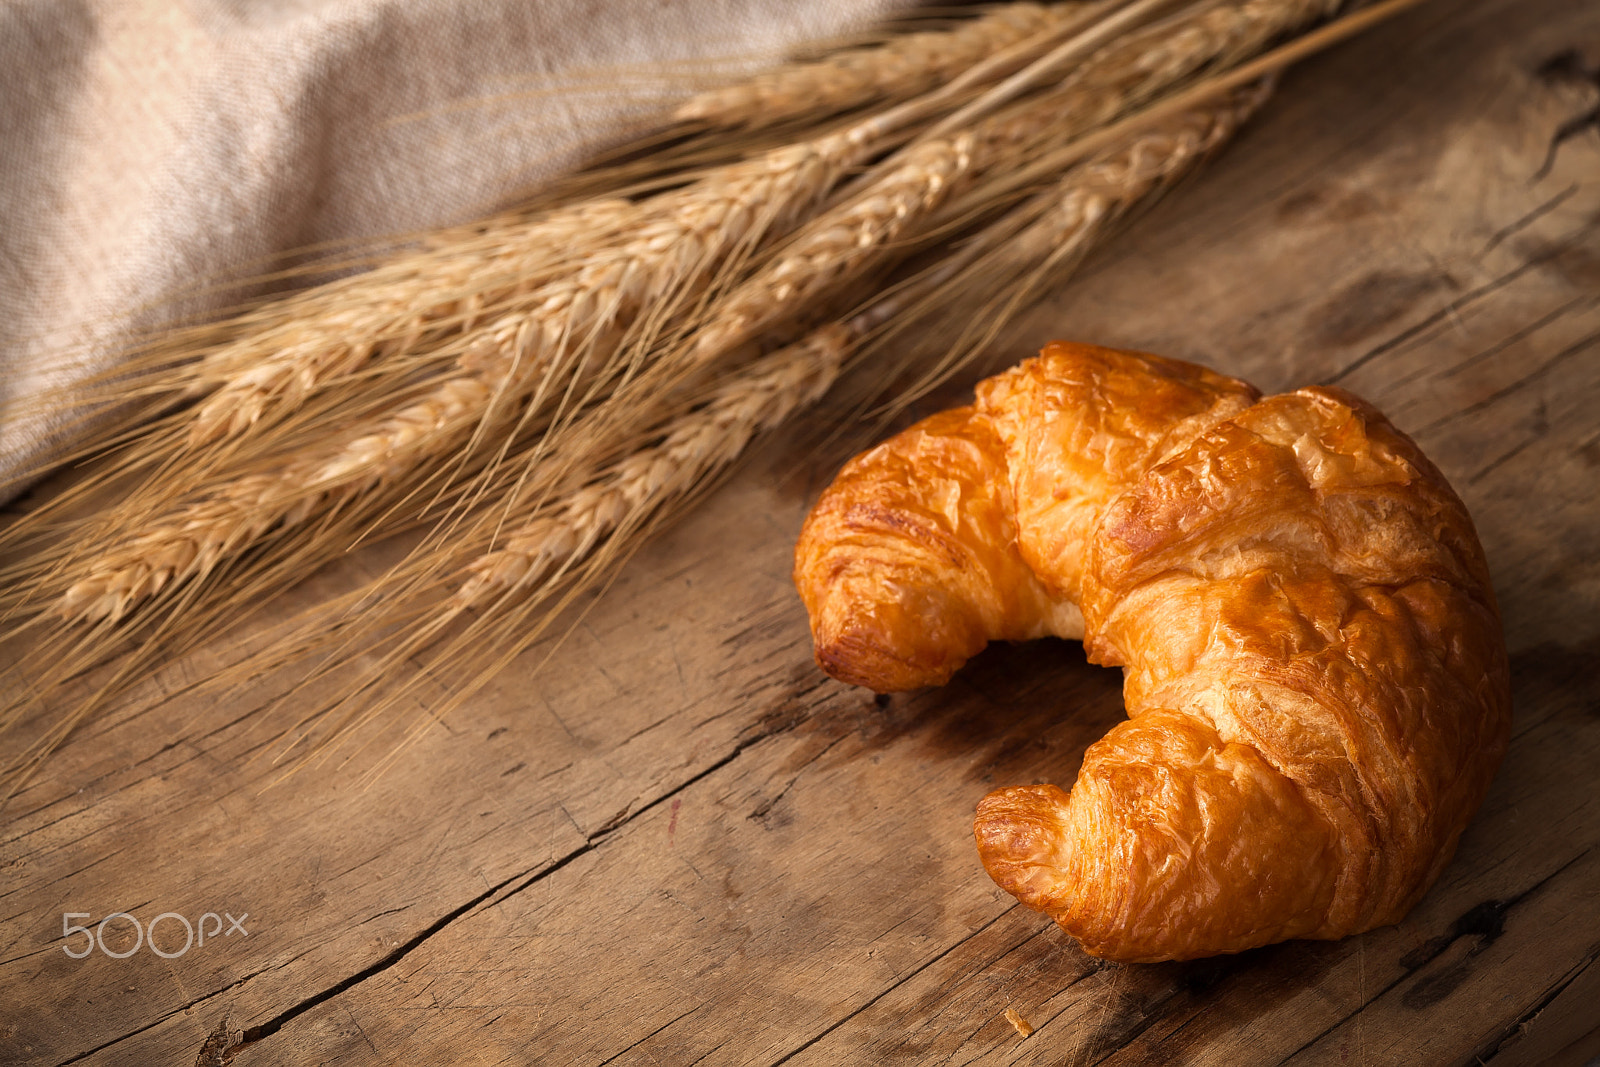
[458,136,856,384]
[673,2,1084,129]
[689,95,1061,360]
[455,326,848,607]
[343,136,862,469]
[1017,83,1271,264]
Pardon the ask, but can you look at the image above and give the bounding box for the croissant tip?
[812,627,960,692]
[973,784,1075,913]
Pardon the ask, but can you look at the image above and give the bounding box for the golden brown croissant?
[793,342,1510,962]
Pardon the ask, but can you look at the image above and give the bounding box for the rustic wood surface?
[4,0,1599,1063]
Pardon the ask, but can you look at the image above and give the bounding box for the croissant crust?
[793,342,1510,962]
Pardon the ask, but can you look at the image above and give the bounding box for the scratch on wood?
[1419,326,1600,436]
[1330,217,1600,385]
[767,906,1022,1066]
[1482,185,1579,255]
[1533,50,1600,181]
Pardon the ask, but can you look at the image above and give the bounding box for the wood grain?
[2,0,1599,1063]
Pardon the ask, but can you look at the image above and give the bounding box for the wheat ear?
[673,2,1085,129]
[184,197,638,448]
[686,0,1335,363]
[174,81,1282,770]
[71,19,1145,630]
[177,3,1120,454]
[450,80,1277,614]
[889,78,1277,409]
[50,132,868,626]
[1015,83,1274,265]
[36,1,1361,629]
[258,81,1242,753]
[687,94,1066,361]
[54,376,491,624]
[456,326,849,607]
[1096,0,1341,97]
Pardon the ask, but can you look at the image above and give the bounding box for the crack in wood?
[223,867,542,1056]
[1473,942,1600,1062]
[1440,293,1596,385]
[1276,847,1593,1062]
[38,705,816,1065]
[1482,185,1580,255]
[1418,325,1600,436]
[1534,50,1600,181]
[355,904,413,928]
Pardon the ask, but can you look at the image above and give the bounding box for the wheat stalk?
[1,0,1429,793]
[674,2,1086,129]
[230,83,1278,769]
[1087,0,1339,107]
[146,326,853,775]
[49,0,1179,629]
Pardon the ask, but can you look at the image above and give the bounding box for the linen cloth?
[0,0,911,499]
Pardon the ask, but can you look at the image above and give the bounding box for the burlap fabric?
[0,0,909,500]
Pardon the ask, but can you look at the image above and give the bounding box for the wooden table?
[4,1,1599,1063]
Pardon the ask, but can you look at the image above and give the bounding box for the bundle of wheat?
[0,0,1423,790]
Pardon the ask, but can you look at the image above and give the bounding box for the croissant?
[793,342,1510,962]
